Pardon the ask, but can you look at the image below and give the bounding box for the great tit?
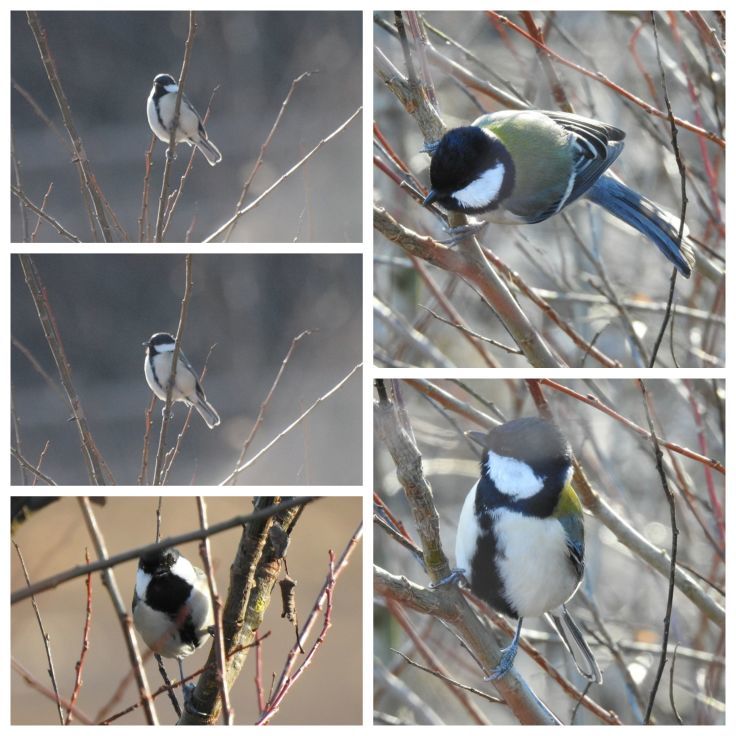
[454,416,601,683]
[144,332,221,429]
[147,73,222,166]
[133,547,214,686]
[423,109,695,278]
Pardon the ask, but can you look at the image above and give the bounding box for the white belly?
[494,511,580,617]
[145,352,197,403]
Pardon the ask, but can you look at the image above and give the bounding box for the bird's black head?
[153,73,177,88]
[139,547,180,576]
[470,417,573,515]
[425,126,515,214]
[144,332,175,355]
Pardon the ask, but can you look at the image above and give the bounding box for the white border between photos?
[3,1,732,732]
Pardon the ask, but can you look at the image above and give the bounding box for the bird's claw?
[421,139,441,155]
[431,568,467,588]
[182,683,209,719]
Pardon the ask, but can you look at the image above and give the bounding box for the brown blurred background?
[11,496,362,725]
[11,253,362,485]
[11,11,362,242]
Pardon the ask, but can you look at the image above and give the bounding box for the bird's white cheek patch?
[170,556,198,586]
[453,164,506,210]
[156,342,175,353]
[135,569,152,600]
[485,451,543,500]
[164,84,179,93]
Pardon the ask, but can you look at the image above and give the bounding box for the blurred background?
[11,11,362,242]
[11,496,362,725]
[374,11,725,368]
[374,379,724,725]
[11,253,362,485]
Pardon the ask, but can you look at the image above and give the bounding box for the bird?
[452,416,601,682]
[423,109,695,277]
[132,546,214,689]
[147,73,222,166]
[143,332,221,428]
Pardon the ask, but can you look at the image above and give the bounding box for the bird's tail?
[195,137,222,166]
[587,174,695,278]
[546,605,602,684]
[193,398,221,429]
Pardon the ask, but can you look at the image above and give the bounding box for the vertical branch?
[11,127,30,241]
[639,381,679,723]
[138,134,156,242]
[77,498,158,725]
[179,498,306,724]
[65,550,92,724]
[25,11,113,241]
[196,497,233,724]
[152,254,194,485]
[154,11,197,243]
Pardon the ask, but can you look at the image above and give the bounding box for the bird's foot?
[182,683,210,719]
[421,139,441,155]
[439,220,489,246]
[484,618,523,681]
[484,642,519,681]
[166,147,177,162]
[431,568,467,588]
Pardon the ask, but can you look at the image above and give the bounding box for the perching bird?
[132,546,214,686]
[423,109,695,277]
[143,332,220,428]
[147,73,222,166]
[452,417,601,682]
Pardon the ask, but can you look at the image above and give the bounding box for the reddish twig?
[257,522,362,725]
[66,549,93,724]
[538,379,724,473]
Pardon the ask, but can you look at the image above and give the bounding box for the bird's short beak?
[141,340,148,347]
[422,190,439,207]
[466,430,489,448]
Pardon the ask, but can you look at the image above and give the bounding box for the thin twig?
[10,447,57,486]
[19,256,109,484]
[220,362,362,485]
[10,186,81,242]
[229,330,314,482]
[66,549,92,724]
[12,659,92,724]
[12,498,317,604]
[76,498,158,724]
[196,497,233,724]
[204,106,362,242]
[640,380,679,723]
[152,254,194,485]
[13,543,65,724]
[26,11,113,240]
[153,12,197,242]
[223,71,315,241]
[161,344,216,485]
[137,395,157,485]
